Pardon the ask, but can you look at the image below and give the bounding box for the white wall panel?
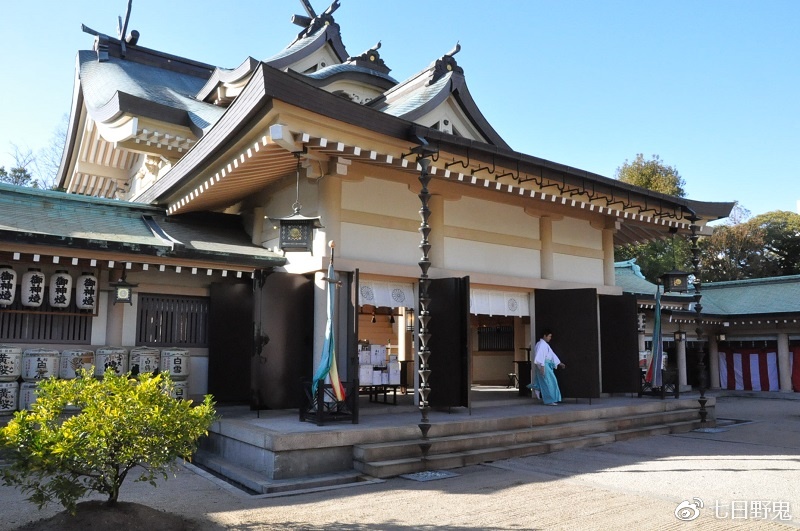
[445,196,538,237]
[340,222,419,265]
[341,177,418,219]
[553,217,602,249]
[443,238,540,277]
[553,253,604,284]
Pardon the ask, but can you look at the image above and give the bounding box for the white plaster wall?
[341,177,418,219]
[444,238,541,278]
[341,223,420,266]
[552,217,602,249]
[445,196,539,237]
[415,99,486,142]
[553,253,604,284]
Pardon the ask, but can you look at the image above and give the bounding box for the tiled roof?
[614,259,659,296]
[0,183,284,266]
[0,183,165,247]
[305,63,396,84]
[700,276,800,315]
[374,73,450,118]
[265,25,327,64]
[615,260,800,316]
[78,51,224,131]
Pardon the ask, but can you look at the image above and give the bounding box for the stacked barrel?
[0,345,192,414]
[160,348,190,399]
[0,345,22,414]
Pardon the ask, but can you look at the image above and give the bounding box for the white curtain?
[359,280,415,309]
[469,288,529,317]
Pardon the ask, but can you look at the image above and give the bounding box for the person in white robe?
[530,329,566,405]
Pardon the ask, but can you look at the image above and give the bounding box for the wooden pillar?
[708,336,721,389]
[540,217,553,280]
[602,225,616,286]
[777,332,792,392]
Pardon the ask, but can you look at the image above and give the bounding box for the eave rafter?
[67,113,200,199]
[164,125,696,246]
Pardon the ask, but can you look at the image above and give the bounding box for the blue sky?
[1,0,798,218]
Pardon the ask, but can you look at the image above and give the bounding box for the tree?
[614,154,689,282]
[699,207,800,281]
[616,153,686,197]
[0,370,216,515]
[750,211,800,277]
[0,145,38,187]
[35,113,69,190]
[0,165,35,186]
[699,220,774,282]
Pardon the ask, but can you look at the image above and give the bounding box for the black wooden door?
[427,276,470,409]
[534,288,600,399]
[208,282,253,404]
[252,271,314,410]
[599,293,640,393]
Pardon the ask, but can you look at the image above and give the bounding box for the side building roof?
[0,183,285,269]
[615,259,800,317]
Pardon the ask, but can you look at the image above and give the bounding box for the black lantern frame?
[268,153,323,253]
[109,270,138,305]
[660,270,691,293]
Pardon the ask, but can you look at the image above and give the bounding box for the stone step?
[193,450,375,495]
[353,409,698,462]
[355,419,700,478]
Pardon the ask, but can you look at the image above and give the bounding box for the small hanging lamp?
[268,152,323,253]
[109,269,138,305]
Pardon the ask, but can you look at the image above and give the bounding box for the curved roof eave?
[412,125,734,223]
[136,63,731,226]
[300,65,397,91]
[394,72,509,150]
[196,57,260,102]
[265,23,349,70]
[57,56,87,191]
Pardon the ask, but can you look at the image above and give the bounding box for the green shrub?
[0,369,216,514]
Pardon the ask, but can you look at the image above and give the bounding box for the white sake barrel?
[130,347,160,375]
[19,381,38,410]
[59,349,95,379]
[94,347,128,377]
[160,348,190,380]
[22,349,60,381]
[0,381,19,414]
[0,345,22,382]
[170,380,189,400]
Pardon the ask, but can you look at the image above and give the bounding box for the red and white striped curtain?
[718,349,779,391]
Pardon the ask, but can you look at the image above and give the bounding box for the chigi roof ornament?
[291,0,341,40]
[81,0,140,62]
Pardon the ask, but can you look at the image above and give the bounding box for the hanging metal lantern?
[49,270,73,308]
[0,265,17,307]
[21,268,45,308]
[660,270,690,293]
[268,153,323,253]
[76,272,98,311]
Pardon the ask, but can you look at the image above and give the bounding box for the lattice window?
[0,294,92,344]
[136,294,209,347]
[477,325,514,351]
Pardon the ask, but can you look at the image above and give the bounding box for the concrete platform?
[194,387,716,493]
